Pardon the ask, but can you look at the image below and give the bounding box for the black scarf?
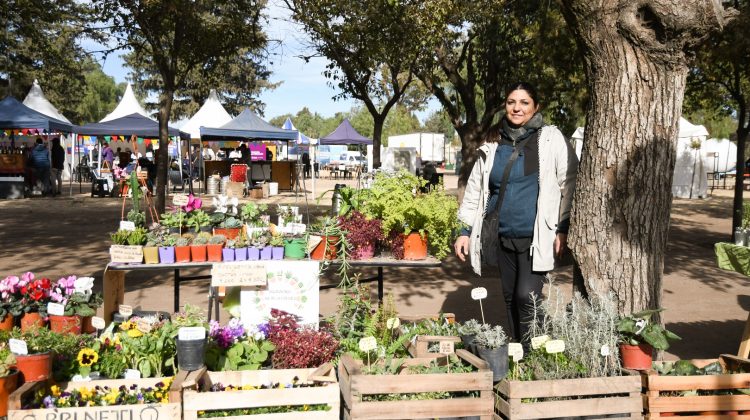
[499,113,543,175]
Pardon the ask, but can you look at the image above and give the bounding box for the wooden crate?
[182,364,340,420]
[406,334,462,359]
[8,370,194,420]
[494,373,643,419]
[339,349,494,419]
[643,354,750,418]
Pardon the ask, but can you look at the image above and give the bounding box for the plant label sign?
[91,316,106,330]
[173,194,189,206]
[211,261,267,287]
[600,344,611,357]
[471,287,488,300]
[359,336,377,352]
[9,339,27,355]
[136,319,153,334]
[386,318,400,330]
[179,327,206,341]
[109,245,144,263]
[530,335,550,350]
[119,220,136,231]
[508,343,524,361]
[124,369,141,379]
[47,302,65,316]
[118,304,133,318]
[544,339,566,354]
[439,340,455,355]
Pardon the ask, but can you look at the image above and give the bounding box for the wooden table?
[103,256,441,323]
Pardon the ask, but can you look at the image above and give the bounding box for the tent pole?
[199,139,204,195]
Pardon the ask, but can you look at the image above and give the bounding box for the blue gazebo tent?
[319,119,372,145]
[75,113,189,139]
[200,109,297,141]
[0,96,73,132]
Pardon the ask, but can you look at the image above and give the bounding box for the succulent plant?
[209,234,226,245]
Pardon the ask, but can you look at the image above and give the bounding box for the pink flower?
[182,194,202,213]
[20,272,34,287]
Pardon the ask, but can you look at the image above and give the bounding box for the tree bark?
[372,114,385,169]
[732,104,749,238]
[155,90,174,215]
[559,0,731,313]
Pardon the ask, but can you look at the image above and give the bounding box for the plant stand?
[494,373,642,419]
[339,349,493,419]
[642,354,750,418]
[182,364,339,420]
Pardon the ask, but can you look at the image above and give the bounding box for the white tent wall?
[571,127,584,159]
[672,117,710,199]
[702,138,736,173]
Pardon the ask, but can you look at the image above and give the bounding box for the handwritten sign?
[211,261,267,287]
[530,335,550,350]
[124,369,141,379]
[173,194,189,206]
[118,304,133,318]
[109,245,143,263]
[439,340,455,355]
[508,343,524,361]
[600,344,611,357]
[91,317,106,330]
[471,287,488,300]
[119,221,136,231]
[544,339,566,354]
[47,302,65,316]
[359,336,377,352]
[386,318,400,329]
[178,327,206,341]
[9,339,27,355]
[136,319,153,334]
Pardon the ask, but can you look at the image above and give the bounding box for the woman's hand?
[454,235,470,261]
[554,233,568,258]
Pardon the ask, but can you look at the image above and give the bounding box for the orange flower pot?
[0,370,19,416]
[214,228,240,240]
[207,244,223,262]
[0,314,13,331]
[311,236,339,260]
[15,352,52,382]
[175,246,191,262]
[49,315,82,335]
[619,343,653,370]
[81,316,97,334]
[19,312,45,332]
[191,245,207,262]
[402,232,428,260]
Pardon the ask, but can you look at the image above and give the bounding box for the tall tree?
[685,0,749,238]
[424,110,456,144]
[94,0,267,213]
[559,0,734,312]
[282,0,428,168]
[76,63,127,125]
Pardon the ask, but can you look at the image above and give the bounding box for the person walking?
[50,137,65,196]
[453,82,578,346]
[30,137,52,196]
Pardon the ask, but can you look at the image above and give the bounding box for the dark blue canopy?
[200,109,298,141]
[75,113,189,139]
[319,119,372,145]
[0,96,73,132]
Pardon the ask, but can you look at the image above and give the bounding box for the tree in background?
[76,62,127,125]
[94,0,267,213]
[424,110,456,145]
[559,0,735,312]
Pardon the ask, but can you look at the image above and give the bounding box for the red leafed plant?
[266,309,339,369]
[338,211,383,259]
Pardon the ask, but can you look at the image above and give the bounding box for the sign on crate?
[211,261,267,287]
[109,245,143,263]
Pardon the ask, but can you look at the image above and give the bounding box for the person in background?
[30,137,52,196]
[202,143,216,161]
[302,152,311,178]
[101,142,115,169]
[50,137,65,196]
[266,148,273,161]
[138,157,157,192]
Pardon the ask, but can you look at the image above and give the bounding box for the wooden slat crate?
[406,334,462,359]
[8,370,193,420]
[339,349,493,419]
[182,364,340,420]
[643,354,750,418]
[494,373,643,419]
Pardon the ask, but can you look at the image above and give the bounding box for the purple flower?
[43,396,55,408]
[209,318,246,349]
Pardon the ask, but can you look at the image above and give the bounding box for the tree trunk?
[155,90,174,214]
[560,0,731,313]
[372,114,385,169]
[731,106,749,239]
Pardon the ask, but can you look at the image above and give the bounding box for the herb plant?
[617,309,681,351]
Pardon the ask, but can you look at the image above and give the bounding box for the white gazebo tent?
[673,117,710,199]
[101,83,151,122]
[22,80,73,181]
[181,90,232,140]
[571,126,585,159]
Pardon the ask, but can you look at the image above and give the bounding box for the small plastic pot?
[191,245,208,262]
[272,246,284,260]
[49,315,82,335]
[207,244,223,262]
[234,248,248,261]
[248,247,260,261]
[620,343,653,370]
[16,352,52,382]
[158,247,175,264]
[222,248,235,261]
[260,246,273,260]
[176,338,206,371]
[476,344,509,382]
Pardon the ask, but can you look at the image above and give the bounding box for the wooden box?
[8,370,193,420]
[494,374,643,419]
[182,364,340,420]
[642,354,750,418]
[338,349,494,419]
[406,334,462,359]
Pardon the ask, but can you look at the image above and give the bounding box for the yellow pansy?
[77,348,99,367]
[50,385,61,397]
[126,328,143,338]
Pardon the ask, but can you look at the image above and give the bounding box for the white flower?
[74,277,95,295]
[635,319,647,334]
[386,318,400,329]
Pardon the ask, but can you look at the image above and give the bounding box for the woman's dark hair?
[505,81,540,106]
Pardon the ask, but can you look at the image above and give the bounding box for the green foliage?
[743,202,750,229]
[209,235,227,245]
[76,67,127,125]
[0,344,16,377]
[127,210,146,228]
[186,210,211,232]
[110,229,131,245]
[160,212,183,228]
[126,228,148,246]
[205,339,275,371]
[193,232,211,245]
[473,325,507,350]
[240,203,268,225]
[655,360,725,376]
[457,319,483,336]
[617,309,681,351]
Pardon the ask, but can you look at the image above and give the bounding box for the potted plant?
[212,195,242,239]
[159,211,184,234]
[233,236,248,261]
[10,328,55,382]
[12,272,51,331]
[248,231,263,261]
[309,217,344,261]
[191,232,210,262]
[0,275,20,331]
[207,234,226,262]
[172,305,208,372]
[0,344,18,417]
[240,202,268,231]
[283,234,307,259]
[457,319,483,354]
[175,234,192,262]
[474,324,509,382]
[270,233,285,260]
[223,240,237,262]
[617,309,681,370]
[338,210,383,260]
[143,228,163,264]
[258,232,273,260]
[48,276,102,335]
[159,233,177,264]
[186,209,212,233]
[205,318,275,371]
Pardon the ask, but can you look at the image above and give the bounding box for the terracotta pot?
[19,312,45,332]
[0,314,13,331]
[351,243,375,260]
[619,342,653,370]
[15,352,52,382]
[311,236,338,260]
[0,370,19,416]
[143,246,159,264]
[49,315,82,335]
[81,316,97,334]
[191,245,207,262]
[175,246,191,262]
[214,228,240,240]
[402,232,428,260]
[207,244,223,262]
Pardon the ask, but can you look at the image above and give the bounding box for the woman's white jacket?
[457,125,578,275]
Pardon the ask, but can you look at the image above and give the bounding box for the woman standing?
[454,82,578,344]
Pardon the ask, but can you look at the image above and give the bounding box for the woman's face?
[505,89,539,126]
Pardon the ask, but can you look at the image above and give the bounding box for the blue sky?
[94,1,437,123]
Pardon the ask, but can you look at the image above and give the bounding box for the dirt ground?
[0,174,748,361]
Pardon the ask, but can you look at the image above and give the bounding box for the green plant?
[269,233,284,247]
[193,232,211,245]
[617,309,681,351]
[316,185,368,216]
[209,234,227,245]
[126,209,146,228]
[240,202,268,225]
[308,216,352,287]
[110,229,131,245]
[160,212,183,228]
[126,227,147,245]
[0,344,16,377]
[146,226,168,247]
[163,233,179,247]
[175,236,190,247]
[205,338,274,371]
[473,325,507,349]
[187,210,212,232]
[743,202,750,229]
[457,319,483,336]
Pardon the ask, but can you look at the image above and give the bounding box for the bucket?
[207,175,220,195]
[176,339,206,371]
[477,345,509,382]
[268,182,278,196]
[220,176,230,194]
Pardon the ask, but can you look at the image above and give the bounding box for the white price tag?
[124,369,141,379]
[530,335,550,350]
[386,318,400,329]
[173,194,189,206]
[91,317,106,330]
[118,304,133,318]
[178,327,206,341]
[9,339,28,355]
[471,287,488,300]
[600,344,611,357]
[136,319,153,334]
[439,341,455,355]
[119,221,136,231]
[140,186,149,194]
[47,302,65,316]
[358,336,377,352]
[508,343,524,362]
[544,339,566,354]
